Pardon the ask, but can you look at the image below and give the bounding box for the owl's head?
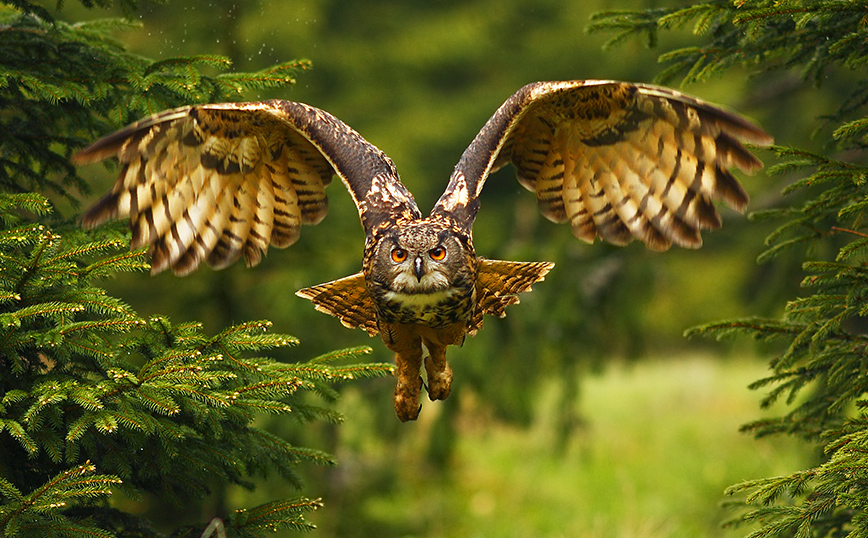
[369,219,472,295]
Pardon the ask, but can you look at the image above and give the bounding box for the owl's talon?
[394,375,423,422]
[394,398,422,422]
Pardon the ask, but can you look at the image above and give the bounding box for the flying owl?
[74,80,772,421]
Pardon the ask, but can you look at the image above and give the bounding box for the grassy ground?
[304,354,808,538]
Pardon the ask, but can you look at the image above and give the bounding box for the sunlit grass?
[316,354,808,538]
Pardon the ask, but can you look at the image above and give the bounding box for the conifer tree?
[590,1,868,536]
[0,1,390,536]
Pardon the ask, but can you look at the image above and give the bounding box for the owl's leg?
[421,323,464,401]
[393,347,424,421]
[422,340,452,401]
[381,323,424,422]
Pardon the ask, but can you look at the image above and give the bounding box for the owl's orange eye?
[391,248,407,263]
[429,246,446,261]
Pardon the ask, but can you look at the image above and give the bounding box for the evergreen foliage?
[591,1,868,536]
[0,1,307,208]
[0,1,391,536]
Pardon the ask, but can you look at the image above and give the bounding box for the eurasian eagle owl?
[74,81,772,421]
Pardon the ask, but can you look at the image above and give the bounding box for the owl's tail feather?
[469,258,554,335]
[296,272,380,336]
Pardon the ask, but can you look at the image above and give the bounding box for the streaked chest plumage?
[375,280,477,328]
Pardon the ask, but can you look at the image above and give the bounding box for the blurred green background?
[63,0,825,536]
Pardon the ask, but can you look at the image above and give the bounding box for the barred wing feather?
[75,100,420,275]
[433,80,773,251]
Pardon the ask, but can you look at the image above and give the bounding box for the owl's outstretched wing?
[431,80,773,250]
[74,101,420,275]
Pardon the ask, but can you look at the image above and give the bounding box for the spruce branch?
[1,128,390,535]
[591,2,868,536]
[228,497,323,535]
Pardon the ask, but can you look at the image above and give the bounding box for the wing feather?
[432,80,772,249]
[295,272,379,336]
[75,101,420,275]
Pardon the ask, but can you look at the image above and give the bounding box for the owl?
[74,80,772,421]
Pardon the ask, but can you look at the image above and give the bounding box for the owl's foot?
[394,375,423,422]
[424,356,452,401]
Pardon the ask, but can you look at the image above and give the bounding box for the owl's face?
[369,219,469,295]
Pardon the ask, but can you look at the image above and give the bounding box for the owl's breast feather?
[376,285,475,328]
[383,288,456,307]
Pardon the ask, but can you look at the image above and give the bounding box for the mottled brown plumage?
[74,80,772,421]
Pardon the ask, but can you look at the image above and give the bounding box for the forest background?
[6,0,856,536]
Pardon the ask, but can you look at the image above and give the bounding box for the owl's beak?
[413,256,425,281]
